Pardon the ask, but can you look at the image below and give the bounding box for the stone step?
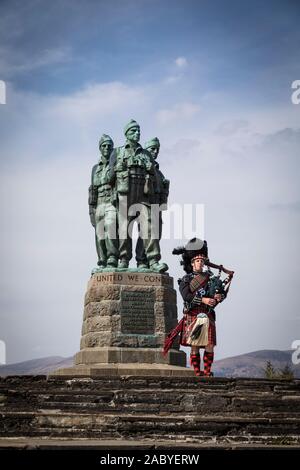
[2,389,300,414]
[2,375,300,388]
[1,376,300,444]
[3,402,300,418]
[1,411,300,443]
[1,437,300,449]
[3,399,300,415]
[4,386,300,396]
[6,430,299,446]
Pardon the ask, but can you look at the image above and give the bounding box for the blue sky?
[1,0,299,101]
[0,0,300,364]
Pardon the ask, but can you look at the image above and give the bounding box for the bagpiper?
[163,238,234,377]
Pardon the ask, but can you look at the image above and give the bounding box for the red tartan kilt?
[180,310,216,347]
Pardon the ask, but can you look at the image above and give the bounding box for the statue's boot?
[97,260,106,267]
[137,262,149,270]
[118,258,129,269]
[149,261,168,273]
[106,256,118,268]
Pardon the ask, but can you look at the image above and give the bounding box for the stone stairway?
[0,375,300,447]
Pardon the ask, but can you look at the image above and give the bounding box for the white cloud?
[0,80,6,104]
[164,57,188,84]
[175,56,187,68]
[164,75,181,84]
[156,102,200,125]
[48,81,147,127]
[0,45,72,77]
[215,119,249,136]
[0,81,154,166]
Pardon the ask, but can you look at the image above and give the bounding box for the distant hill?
[0,349,299,378]
[0,356,73,376]
[213,349,300,378]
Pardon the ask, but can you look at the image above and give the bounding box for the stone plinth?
[50,272,191,377]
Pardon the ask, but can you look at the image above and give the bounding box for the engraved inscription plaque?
[121,290,155,334]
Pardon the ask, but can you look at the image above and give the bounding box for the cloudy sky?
[0,0,299,364]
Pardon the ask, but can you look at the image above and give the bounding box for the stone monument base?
[49,362,194,378]
[50,272,193,377]
[74,346,185,365]
[50,346,193,377]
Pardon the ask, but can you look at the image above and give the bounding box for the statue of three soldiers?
[88,119,170,273]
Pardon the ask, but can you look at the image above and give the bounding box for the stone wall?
[1,375,300,447]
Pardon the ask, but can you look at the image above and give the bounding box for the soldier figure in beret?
[89,134,118,268]
[136,137,170,268]
[109,120,168,273]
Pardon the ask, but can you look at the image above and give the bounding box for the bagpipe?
[204,260,234,298]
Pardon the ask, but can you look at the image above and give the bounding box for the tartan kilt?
[180,308,216,348]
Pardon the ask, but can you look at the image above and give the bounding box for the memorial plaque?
[121,290,155,334]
